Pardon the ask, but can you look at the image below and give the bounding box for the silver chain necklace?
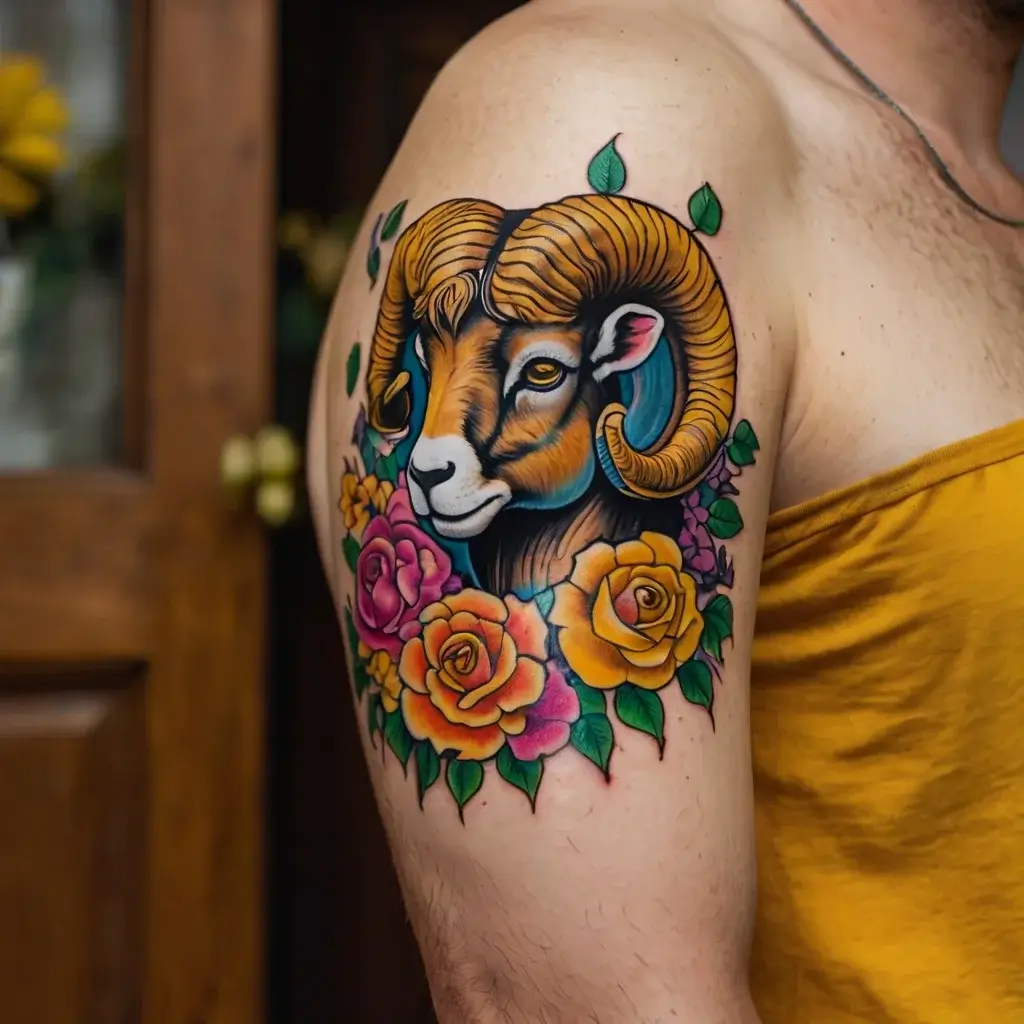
[784,0,1024,228]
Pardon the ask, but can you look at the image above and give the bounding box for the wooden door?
[0,2,273,1022]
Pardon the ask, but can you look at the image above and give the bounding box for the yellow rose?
[550,532,703,691]
[358,641,401,712]
[0,57,69,218]
[339,472,393,540]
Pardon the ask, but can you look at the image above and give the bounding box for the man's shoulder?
[420,1,792,169]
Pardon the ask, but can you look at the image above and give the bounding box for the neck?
[791,0,1022,157]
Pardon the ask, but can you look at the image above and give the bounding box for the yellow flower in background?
[0,56,70,218]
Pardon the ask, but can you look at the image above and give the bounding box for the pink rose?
[355,485,459,657]
[507,663,581,761]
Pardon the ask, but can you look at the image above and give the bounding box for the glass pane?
[0,1,127,469]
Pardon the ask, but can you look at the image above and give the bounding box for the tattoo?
[339,137,758,820]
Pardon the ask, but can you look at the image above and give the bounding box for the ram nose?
[409,460,456,496]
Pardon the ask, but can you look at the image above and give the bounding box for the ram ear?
[591,303,665,382]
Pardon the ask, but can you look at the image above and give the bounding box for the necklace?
[783,0,1024,228]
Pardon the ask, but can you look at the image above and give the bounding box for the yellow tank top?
[749,419,1024,1024]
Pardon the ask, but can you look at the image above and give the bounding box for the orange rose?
[399,590,548,760]
[358,641,401,712]
[550,532,703,691]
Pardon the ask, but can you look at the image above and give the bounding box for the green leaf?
[700,594,734,661]
[345,342,361,397]
[733,418,760,451]
[446,760,485,822]
[376,450,400,485]
[568,673,607,716]
[587,135,627,194]
[366,692,383,742]
[384,710,415,773]
[726,439,755,467]
[569,713,614,780]
[380,199,408,241]
[496,746,544,810]
[344,607,371,697]
[707,497,744,540]
[415,742,441,807]
[613,684,666,755]
[342,534,361,573]
[678,659,714,715]
[367,245,381,287]
[688,182,723,235]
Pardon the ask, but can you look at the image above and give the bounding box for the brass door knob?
[221,425,301,527]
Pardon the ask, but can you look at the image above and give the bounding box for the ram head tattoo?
[363,194,737,595]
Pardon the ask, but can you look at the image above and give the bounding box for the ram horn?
[366,198,505,436]
[488,194,737,498]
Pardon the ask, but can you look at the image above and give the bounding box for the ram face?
[365,195,738,593]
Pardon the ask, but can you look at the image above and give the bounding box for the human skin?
[308,1,1024,1020]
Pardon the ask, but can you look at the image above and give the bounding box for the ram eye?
[521,359,567,391]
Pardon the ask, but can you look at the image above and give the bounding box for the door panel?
[0,678,143,1024]
[0,1,274,1022]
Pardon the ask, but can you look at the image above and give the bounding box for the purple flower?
[355,485,459,657]
[707,448,734,487]
[681,520,718,576]
[507,663,581,761]
[683,488,710,533]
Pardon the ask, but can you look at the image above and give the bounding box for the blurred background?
[0,2,1020,1023]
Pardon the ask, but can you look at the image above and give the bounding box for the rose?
[355,486,458,658]
[399,590,549,760]
[550,531,704,690]
[507,663,581,761]
[358,642,401,712]
[340,472,393,540]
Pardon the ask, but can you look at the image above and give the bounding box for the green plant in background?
[276,208,362,363]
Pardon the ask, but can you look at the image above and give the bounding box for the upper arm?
[312,11,795,1021]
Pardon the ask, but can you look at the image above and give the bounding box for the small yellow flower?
[358,642,402,713]
[0,56,70,218]
[339,472,393,540]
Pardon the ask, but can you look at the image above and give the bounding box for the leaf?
[613,683,666,755]
[380,199,408,241]
[370,211,383,250]
[707,497,744,540]
[367,245,381,287]
[345,343,361,397]
[415,742,441,807]
[698,481,718,509]
[366,692,383,743]
[342,534,361,573]
[587,135,627,195]
[733,418,760,451]
[384,710,415,773]
[344,607,371,697]
[700,593,734,661]
[678,659,714,714]
[446,760,485,821]
[726,439,755,467]
[496,746,544,810]
[569,713,614,780]
[688,182,723,236]
[376,450,400,485]
[567,672,607,716]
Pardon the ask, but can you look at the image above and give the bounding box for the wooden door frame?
[0,1,275,1020]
